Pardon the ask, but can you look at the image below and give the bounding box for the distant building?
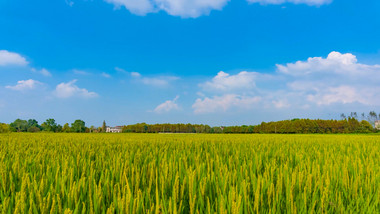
[106,126,123,133]
[375,120,380,130]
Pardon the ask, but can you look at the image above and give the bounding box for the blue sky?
[1,0,380,126]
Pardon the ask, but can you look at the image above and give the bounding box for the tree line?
[0,119,88,133]
[0,111,379,134]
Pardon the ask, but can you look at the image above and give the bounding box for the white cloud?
[5,79,42,91]
[131,72,142,78]
[306,86,376,106]
[277,51,380,106]
[272,99,290,108]
[73,69,91,75]
[276,51,372,76]
[194,51,380,113]
[192,94,261,114]
[115,67,128,73]
[105,0,331,18]
[141,76,179,86]
[31,68,52,77]
[130,71,179,86]
[54,80,98,98]
[201,71,257,92]
[102,72,111,78]
[247,0,332,6]
[105,0,155,15]
[0,50,28,66]
[65,0,74,7]
[105,0,229,18]
[154,95,180,113]
[40,68,52,77]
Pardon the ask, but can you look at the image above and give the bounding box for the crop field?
[0,133,379,213]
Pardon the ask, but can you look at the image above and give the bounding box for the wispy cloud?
[130,71,179,87]
[31,68,52,77]
[65,0,74,7]
[131,72,141,78]
[102,72,111,78]
[73,69,91,75]
[247,0,332,6]
[5,79,42,91]
[115,67,128,73]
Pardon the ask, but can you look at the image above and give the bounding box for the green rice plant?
[0,133,379,213]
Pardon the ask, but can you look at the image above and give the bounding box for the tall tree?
[41,118,57,132]
[27,119,39,128]
[102,120,106,133]
[10,119,28,132]
[0,123,9,133]
[368,111,378,127]
[71,120,86,133]
[62,123,71,133]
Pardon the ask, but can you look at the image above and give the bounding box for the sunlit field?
[0,133,379,213]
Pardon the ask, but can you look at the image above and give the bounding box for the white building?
[106,126,123,133]
[375,120,380,130]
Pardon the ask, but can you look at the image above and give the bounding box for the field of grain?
[0,133,379,213]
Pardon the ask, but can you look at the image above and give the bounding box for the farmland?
[0,133,379,213]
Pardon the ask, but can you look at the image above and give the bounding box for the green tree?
[41,118,57,132]
[10,119,28,132]
[71,120,86,133]
[102,120,106,133]
[27,126,40,132]
[62,123,71,133]
[0,123,9,133]
[360,120,372,133]
[27,119,42,132]
[27,119,39,128]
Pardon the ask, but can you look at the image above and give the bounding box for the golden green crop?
[0,133,379,213]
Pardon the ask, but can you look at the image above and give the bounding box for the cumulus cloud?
[194,51,380,114]
[278,51,380,106]
[0,50,28,66]
[54,80,98,98]
[306,86,366,106]
[154,95,180,113]
[276,51,372,76]
[5,79,42,91]
[192,94,261,114]
[105,0,229,18]
[247,0,332,6]
[200,71,257,92]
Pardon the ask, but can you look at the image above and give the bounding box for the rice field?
[0,133,379,213]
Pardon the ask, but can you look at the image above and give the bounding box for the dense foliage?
[121,118,375,134]
[252,118,374,134]
[0,133,379,213]
[1,110,379,134]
